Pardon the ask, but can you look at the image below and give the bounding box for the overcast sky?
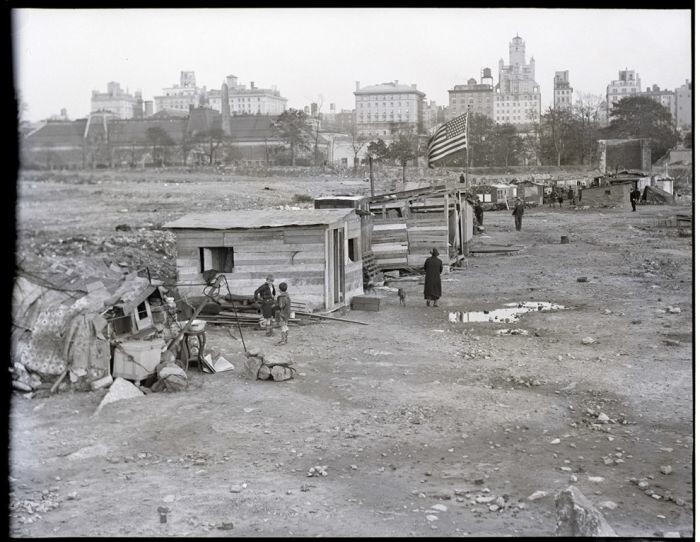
[13,8,692,122]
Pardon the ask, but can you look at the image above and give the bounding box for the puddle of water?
[449,302,565,324]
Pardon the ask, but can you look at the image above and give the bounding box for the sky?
[12,8,693,122]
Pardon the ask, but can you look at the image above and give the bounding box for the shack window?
[483,194,492,202]
[348,237,360,262]
[136,301,149,320]
[199,247,234,273]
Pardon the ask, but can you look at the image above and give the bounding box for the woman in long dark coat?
[423,248,443,307]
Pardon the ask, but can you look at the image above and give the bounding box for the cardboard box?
[112,339,164,382]
[351,295,381,311]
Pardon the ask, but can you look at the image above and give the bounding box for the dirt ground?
[9,170,694,537]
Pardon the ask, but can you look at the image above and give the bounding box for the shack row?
[165,185,475,311]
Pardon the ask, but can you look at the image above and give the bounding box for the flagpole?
[464,107,470,189]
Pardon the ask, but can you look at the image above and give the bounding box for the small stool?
[180,330,207,372]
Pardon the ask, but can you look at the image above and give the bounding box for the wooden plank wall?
[174,217,364,311]
[371,220,409,269]
[405,214,450,266]
[175,227,327,308]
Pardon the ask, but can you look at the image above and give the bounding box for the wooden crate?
[351,295,381,312]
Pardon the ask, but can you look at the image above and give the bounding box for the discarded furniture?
[180,329,207,372]
[112,339,164,385]
[164,209,364,312]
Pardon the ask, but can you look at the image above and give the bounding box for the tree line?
[41,94,684,170]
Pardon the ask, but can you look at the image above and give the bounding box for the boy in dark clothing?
[275,282,291,345]
[254,274,276,336]
[474,199,484,227]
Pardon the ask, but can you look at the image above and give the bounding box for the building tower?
[509,35,526,67]
[553,71,572,110]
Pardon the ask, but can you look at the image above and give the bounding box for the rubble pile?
[243,349,296,382]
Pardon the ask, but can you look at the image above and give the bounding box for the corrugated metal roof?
[164,209,355,230]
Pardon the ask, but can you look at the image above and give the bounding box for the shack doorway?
[330,228,345,306]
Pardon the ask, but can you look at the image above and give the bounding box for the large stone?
[94,378,143,415]
[263,351,294,367]
[555,486,617,537]
[271,365,292,382]
[243,355,263,379]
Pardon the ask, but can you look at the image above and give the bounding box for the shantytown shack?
[164,209,364,311]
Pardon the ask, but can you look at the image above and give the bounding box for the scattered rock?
[163,494,175,503]
[93,378,144,415]
[431,504,447,512]
[527,491,548,501]
[569,475,578,483]
[598,501,617,510]
[581,337,596,345]
[597,413,610,423]
[476,496,496,504]
[587,476,605,483]
[229,483,247,493]
[663,339,681,347]
[660,465,673,475]
[495,496,505,508]
[488,504,500,512]
[637,480,649,489]
[555,486,617,536]
[550,438,561,445]
[307,466,328,477]
[218,522,234,530]
[664,532,681,538]
[425,514,439,522]
[576,277,588,283]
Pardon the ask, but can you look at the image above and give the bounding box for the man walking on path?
[630,186,641,211]
[512,197,525,231]
[423,248,443,308]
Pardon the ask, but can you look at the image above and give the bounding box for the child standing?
[275,282,291,345]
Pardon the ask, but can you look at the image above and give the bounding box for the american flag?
[427,112,468,168]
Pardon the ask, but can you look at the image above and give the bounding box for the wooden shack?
[368,185,472,269]
[164,209,364,311]
[515,181,545,205]
[473,184,516,208]
[579,182,632,207]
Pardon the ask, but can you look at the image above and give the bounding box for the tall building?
[354,80,426,139]
[154,71,205,114]
[606,69,641,116]
[90,82,138,119]
[447,68,494,121]
[207,75,287,116]
[422,100,443,132]
[494,36,541,126]
[640,84,676,121]
[674,80,692,130]
[553,71,573,110]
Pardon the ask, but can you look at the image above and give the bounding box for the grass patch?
[292,193,314,203]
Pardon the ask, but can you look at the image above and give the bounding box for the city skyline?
[13,8,692,122]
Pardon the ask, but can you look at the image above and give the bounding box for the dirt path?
[10,171,693,537]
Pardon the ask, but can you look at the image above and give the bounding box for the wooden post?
[369,156,375,197]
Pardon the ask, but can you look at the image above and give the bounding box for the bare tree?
[349,123,368,173]
[573,92,603,166]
